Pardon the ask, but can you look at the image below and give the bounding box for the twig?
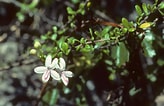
[0,33,8,42]
[95,10,115,22]
[76,35,127,50]
[35,82,48,106]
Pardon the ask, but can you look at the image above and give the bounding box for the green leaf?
[105,60,113,65]
[157,58,164,66]
[155,0,158,4]
[53,26,58,32]
[57,52,63,57]
[111,42,129,67]
[120,70,129,76]
[76,45,81,51]
[128,28,136,32]
[139,22,151,29]
[67,7,76,15]
[121,18,134,30]
[147,74,157,82]
[41,34,48,40]
[59,42,70,55]
[122,18,130,28]
[29,0,39,9]
[158,2,164,9]
[50,89,58,105]
[103,49,110,55]
[67,37,77,45]
[43,91,51,104]
[51,34,57,40]
[141,31,156,57]
[79,3,85,9]
[158,2,164,15]
[129,87,141,96]
[81,45,93,53]
[89,28,94,40]
[109,73,116,80]
[43,89,59,105]
[101,27,111,39]
[128,21,134,28]
[142,3,149,15]
[101,26,110,35]
[53,47,58,53]
[16,12,25,22]
[80,38,86,44]
[135,5,143,16]
[94,31,101,38]
[71,0,80,4]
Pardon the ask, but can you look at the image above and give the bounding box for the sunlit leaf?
[158,2,164,9]
[51,34,57,40]
[67,7,76,15]
[122,18,129,28]
[135,5,143,16]
[142,3,149,15]
[139,22,151,29]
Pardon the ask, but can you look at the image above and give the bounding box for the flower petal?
[42,70,50,83]
[51,58,59,69]
[63,71,73,77]
[45,55,52,67]
[34,66,47,73]
[59,57,66,70]
[51,70,60,80]
[61,73,69,86]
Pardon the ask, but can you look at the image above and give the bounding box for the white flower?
[34,55,60,83]
[56,58,73,86]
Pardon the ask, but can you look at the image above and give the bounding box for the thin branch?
[35,82,48,106]
[76,35,127,49]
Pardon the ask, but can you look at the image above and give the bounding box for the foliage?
[30,0,163,105]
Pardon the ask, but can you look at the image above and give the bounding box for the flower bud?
[34,41,41,48]
[30,49,37,55]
